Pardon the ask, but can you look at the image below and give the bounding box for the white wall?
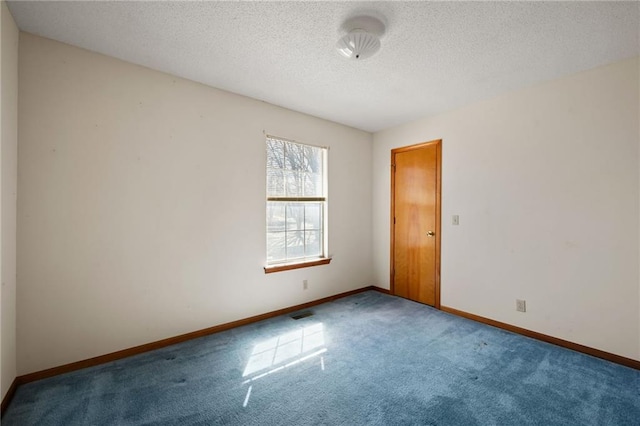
[373,57,640,360]
[17,33,373,374]
[1,0,18,400]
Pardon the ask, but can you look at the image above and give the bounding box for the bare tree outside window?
[266,137,327,264]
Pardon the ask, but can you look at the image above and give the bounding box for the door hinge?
[393,217,396,225]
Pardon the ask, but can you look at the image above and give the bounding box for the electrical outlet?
[516,299,526,313]
[452,215,459,226]
[303,280,308,290]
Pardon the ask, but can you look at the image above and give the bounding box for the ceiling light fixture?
[336,15,386,60]
[337,30,380,60]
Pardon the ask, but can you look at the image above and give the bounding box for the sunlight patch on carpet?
[243,323,326,377]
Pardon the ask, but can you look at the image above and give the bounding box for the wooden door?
[391,140,441,307]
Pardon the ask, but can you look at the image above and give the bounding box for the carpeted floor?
[4,291,640,425]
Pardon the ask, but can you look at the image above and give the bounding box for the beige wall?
[373,57,640,360]
[17,33,373,374]
[1,0,18,400]
[13,30,640,376]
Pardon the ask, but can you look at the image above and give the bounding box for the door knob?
[427,231,435,237]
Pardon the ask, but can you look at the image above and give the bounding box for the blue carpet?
[4,291,640,425]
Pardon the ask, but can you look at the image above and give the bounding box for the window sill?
[264,258,332,274]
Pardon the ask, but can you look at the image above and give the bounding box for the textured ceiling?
[7,1,640,133]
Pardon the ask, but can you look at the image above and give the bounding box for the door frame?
[390,139,442,309]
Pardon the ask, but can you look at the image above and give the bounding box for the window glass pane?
[304,146,322,173]
[301,145,313,173]
[305,230,321,257]
[303,172,322,197]
[304,203,321,230]
[267,203,285,232]
[266,139,284,169]
[284,170,301,197]
[286,229,305,259]
[286,204,304,231]
[285,143,304,171]
[267,169,284,197]
[267,232,286,262]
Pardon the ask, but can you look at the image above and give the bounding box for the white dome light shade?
[336,30,381,60]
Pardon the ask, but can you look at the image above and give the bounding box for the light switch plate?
[452,215,459,226]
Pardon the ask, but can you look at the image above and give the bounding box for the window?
[265,136,330,273]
